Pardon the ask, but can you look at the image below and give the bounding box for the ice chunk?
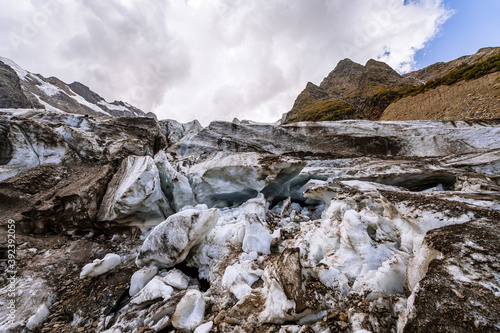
[406,242,443,290]
[281,197,292,218]
[154,150,196,211]
[221,263,263,300]
[129,266,158,297]
[80,253,121,278]
[162,269,190,290]
[238,194,272,256]
[242,214,272,255]
[136,208,220,268]
[26,303,50,330]
[317,266,350,298]
[97,155,172,230]
[171,289,205,332]
[130,276,174,306]
[194,321,213,333]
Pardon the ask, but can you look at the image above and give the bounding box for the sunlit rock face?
[1,106,499,332]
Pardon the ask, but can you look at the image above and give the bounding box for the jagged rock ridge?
[0,56,153,119]
[283,59,419,123]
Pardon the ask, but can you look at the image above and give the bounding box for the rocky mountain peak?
[0,56,151,119]
[69,81,105,105]
[364,58,404,81]
[283,57,417,123]
[284,46,500,124]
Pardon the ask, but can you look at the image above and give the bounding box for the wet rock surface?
[0,109,499,332]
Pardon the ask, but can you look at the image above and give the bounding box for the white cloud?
[0,0,451,125]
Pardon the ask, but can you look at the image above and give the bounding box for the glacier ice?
[129,266,158,297]
[97,155,172,229]
[136,208,220,268]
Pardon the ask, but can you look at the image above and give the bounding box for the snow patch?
[129,266,158,297]
[80,253,121,278]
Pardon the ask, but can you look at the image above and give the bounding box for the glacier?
[0,109,499,332]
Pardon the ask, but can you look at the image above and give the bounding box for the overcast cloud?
[0,0,451,124]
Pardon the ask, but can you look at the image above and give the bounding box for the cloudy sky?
[0,0,498,124]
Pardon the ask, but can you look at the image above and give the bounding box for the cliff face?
[283,47,500,123]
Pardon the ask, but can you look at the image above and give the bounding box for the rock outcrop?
[0,60,36,109]
[283,59,418,123]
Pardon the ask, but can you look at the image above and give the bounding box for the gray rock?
[0,60,35,108]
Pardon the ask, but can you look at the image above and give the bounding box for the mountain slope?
[283,59,418,123]
[0,56,152,118]
[283,47,500,123]
[381,71,500,121]
[381,51,500,120]
[404,46,500,82]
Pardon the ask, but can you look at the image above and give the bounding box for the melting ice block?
[129,266,158,297]
[171,289,205,332]
[80,253,121,278]
[97,155,172,230]
[136,208,220,268]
